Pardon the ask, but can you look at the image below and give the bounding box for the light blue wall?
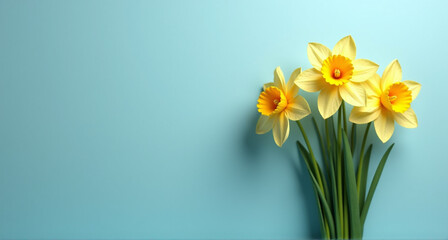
[0,0,447,239]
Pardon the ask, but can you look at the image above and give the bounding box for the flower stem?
[326,118,342,238]
[342,101,348,137]
[357,122,372,211]
[336,108,344,236]
[350,123,357,155]
[297,121,332,238]
[296,121,325,195]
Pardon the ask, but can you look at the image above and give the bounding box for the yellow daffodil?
[349,59,421,142]
[256,67,311,147]
[296,35,379,119]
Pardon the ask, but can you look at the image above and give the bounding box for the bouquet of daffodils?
[256,36,421,239]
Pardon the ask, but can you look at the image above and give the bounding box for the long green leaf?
[361,144,395,226]
[297,141,335,239]
[296,142,327,238]
[342,132,362,238]
[358,144,373,212]
[296,121,326,196]
[312,117,330,176]
[357,123,372,188]
[336,108,344,234]
[325,118,342,238]
[342,101,348,137]
[326,117,337,152]
[312,117,332,210]
[315,156,331,214]
[297,120,332,231]
[350,123,357,155]
[328,147,342,238]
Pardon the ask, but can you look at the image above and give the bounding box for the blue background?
[0,0,447,239]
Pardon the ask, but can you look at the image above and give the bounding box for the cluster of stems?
[296,102,394,240]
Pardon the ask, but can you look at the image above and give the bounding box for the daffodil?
[296,35,379,119]
[349,59,421,142]
[256,67,311,147]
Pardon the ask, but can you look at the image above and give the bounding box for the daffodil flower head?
[256,67,311,147]
[295,35,379,119]
[349,59,421,143]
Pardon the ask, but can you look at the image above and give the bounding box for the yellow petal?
[332,35,356,60]
[365,94,381,110]
[402,80,421,101]
[274,66,286,92]
[362,73,382,97]
[339,81,366,107]
[351,59,379,83]
[358,74,382,110]
[263,82,275,91]
[295,68,326,92]
[381,59,402,91]
[288,68,301,88]
[349,106,381,124]
[374,110,395,143]
[285,95,311,121]
[307,43,332,70]
[286,68,301,97]
[318,86,342,119]
[255,114,274,134]
[393,108,418,128]
[273,112,290,147]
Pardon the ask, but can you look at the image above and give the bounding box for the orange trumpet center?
[321,55,354,86]
[257,86,287,116]
[381,82,412,113]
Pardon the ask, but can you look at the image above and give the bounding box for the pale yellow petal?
[263,82,275,91]
[295,68,326,92]
[255,114,274,134]
[362,73,382,97]
[374,110,395,143]
[359,74,382,110]
[402,80,421,100]
[273,112,290,147]
[318,86,342,119]
[339,81,366,107]
[286,68,301,97]
[287,67,301,89]
[332,35,356,60]
[394,108,418,128]
[351,59,379,83]
[285,95,311,121]
[349,106,381,124]
[307,43,332,70]
[381,59,402,91]
[365,94,381,109]
[287,84,299,99]
[274,66,286,92]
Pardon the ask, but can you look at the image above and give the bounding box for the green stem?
[342,101,348,137]
[297,142,334,239]
[344,192,349,239]
[336,108,344,236]
[350,123,357,155]
[325,119,332,153]
[296,121,325,197]
[326,119,342,238]
[343,154,349,239]
[312,117,330,179]
[342,132,363,239]
[360,144,395,226]
[317,194,327,239]
[357,122,372,208]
